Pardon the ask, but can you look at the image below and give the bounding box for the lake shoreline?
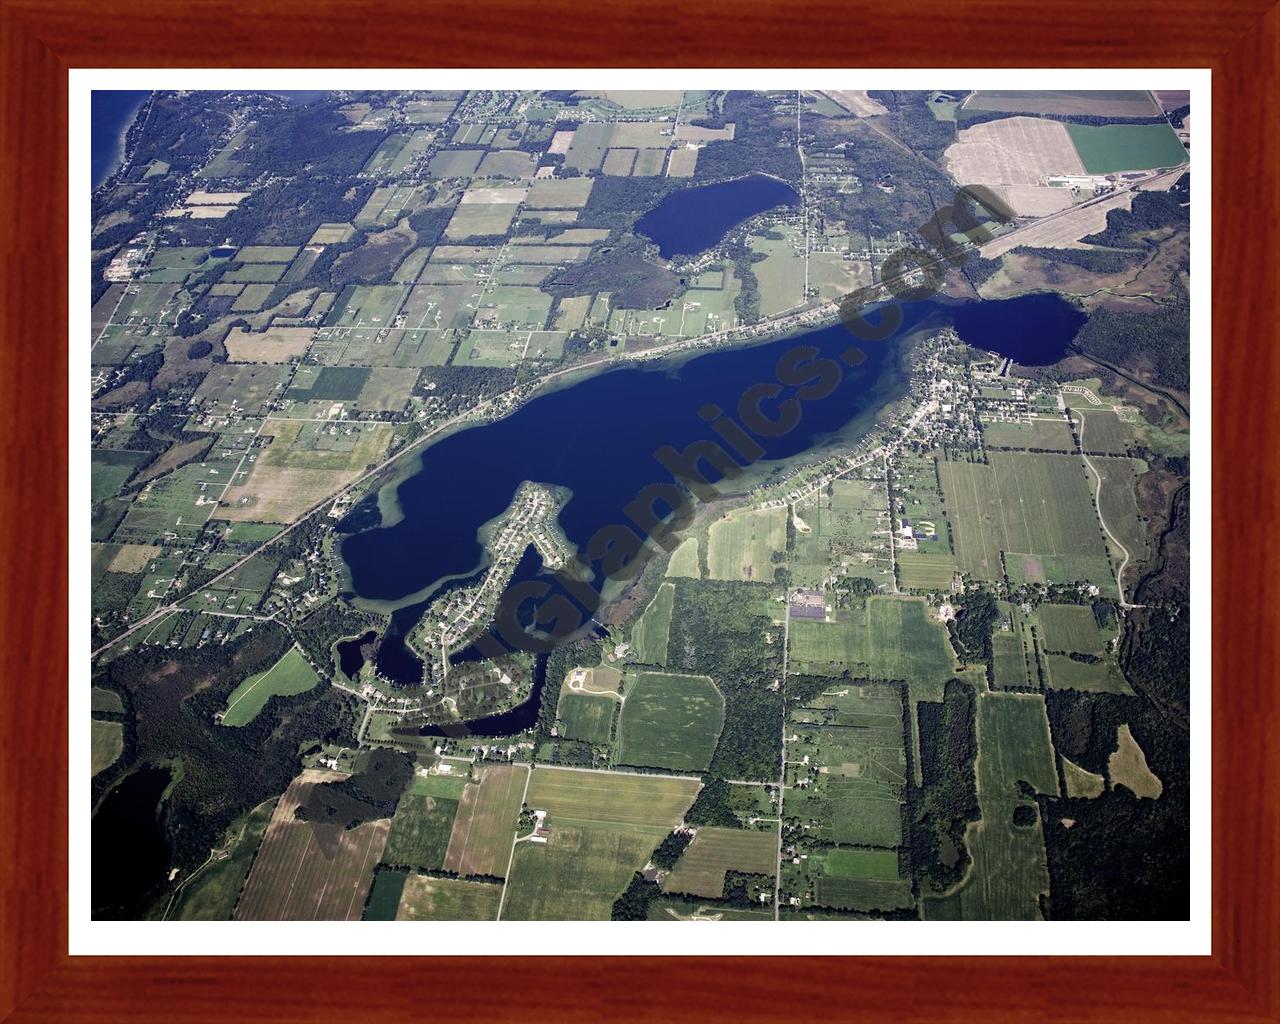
[92,91,151,195]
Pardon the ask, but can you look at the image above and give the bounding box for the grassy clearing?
[707,507,787,582]
[1107,724,1163,798]
[630,582,674,665]
[397,875,502,920]
[616,672,724,772]
[220,648,320,727]
[1061,756,1106,798]
[382,793,460,871]
[92,720,124,776]
[666,536,702,578]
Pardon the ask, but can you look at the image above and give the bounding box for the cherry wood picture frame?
[2,1,1275,1020]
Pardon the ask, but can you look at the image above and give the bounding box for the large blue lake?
[636,173,801,259]
[342,291,1086,693]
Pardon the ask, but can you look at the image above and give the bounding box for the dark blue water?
[92,765,172,918]
[637,173,801,259]
[343,313,915,612]
[950,293,1088,366]
[92,90,149,191]
[336,630,377,679]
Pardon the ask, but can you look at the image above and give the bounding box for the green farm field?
[809,847,913,912]
[1066,122,1189,173]
[91,687,125,714]
[220,647,320,727]
[824,847,900,880]
[441,764,527,878]
[788,595,957,702]
[1093,457,1152,572]
[665,537,702,579]
[557,691,615,744]
[526,766,701,827]
[662,826,778,898]
[91,449,151,502]
[382,793,460,871]
[896,551,956,590]
[783,683,907,849]
[991,622,1035,690]
[980,417,1076,451]
[616,672,724,772]
[503,820,666,920]
[922,693,1058,920]
[1072,408,1134,454]
[939,452,1111,587]
[1042,654,1132,694]
[503,768,700,919]
[961,90,1161,117]
[362,869,408,921]
[398,875,502,921]
[1037,604,1107,655]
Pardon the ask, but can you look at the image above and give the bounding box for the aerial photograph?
[88,87,1192,924]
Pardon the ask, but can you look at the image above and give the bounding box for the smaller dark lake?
[949,292,1088,366]
[336,630,377,679]
[210,245,238,259]
[636,173,801,259]
[92,765,172,918]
